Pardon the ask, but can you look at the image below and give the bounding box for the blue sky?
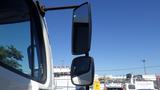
[43,0,160,75]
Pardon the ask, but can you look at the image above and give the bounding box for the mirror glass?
[72,3,92,55]
[71,56,94,86]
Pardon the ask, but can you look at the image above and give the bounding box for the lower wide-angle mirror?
[70,56,94,86]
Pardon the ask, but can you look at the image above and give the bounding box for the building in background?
[53,66,75,90]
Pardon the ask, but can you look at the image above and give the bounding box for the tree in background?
[0,45,24,71]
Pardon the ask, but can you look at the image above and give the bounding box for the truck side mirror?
[70,56,94,86]
[72,2,92,55]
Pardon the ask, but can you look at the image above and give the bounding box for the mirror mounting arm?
[85,52,89,57]
[86,86,89,90]
[44,5,79,11]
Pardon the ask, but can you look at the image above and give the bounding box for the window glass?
[34,45,39,80]
[34,42,44,81]
[0,21,31,75]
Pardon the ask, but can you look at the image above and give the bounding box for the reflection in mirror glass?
[0,21,31,75]
[71,56,94,86]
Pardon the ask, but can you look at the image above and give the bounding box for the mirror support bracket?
[86,86,89,90]
[85,52,89,57]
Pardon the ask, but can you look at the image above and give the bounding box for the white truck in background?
[125,74,156,90]
[0,0,94,90]
[125,81,155,90]
[135,81,154,90]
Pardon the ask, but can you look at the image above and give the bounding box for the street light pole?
[142,59,146,75]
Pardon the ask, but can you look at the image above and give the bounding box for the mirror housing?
[72,2,92,55]
[70,56,94,86]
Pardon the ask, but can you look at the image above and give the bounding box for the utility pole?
[142,59,146,75]
[61,60,64,67]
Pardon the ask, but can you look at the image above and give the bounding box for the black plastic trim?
[29,1,47,84]
[72,2,92,55]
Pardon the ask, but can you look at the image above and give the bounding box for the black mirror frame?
[70,56,94,86]
[72,2,92,55]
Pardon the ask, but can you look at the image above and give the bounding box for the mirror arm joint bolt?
[36,1,45,17]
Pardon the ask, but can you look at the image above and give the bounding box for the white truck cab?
[0,0,94,90]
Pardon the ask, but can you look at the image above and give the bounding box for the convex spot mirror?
[71,56,94,86]
[72,2,92,55]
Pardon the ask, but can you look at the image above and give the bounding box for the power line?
[96,65,160,72]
